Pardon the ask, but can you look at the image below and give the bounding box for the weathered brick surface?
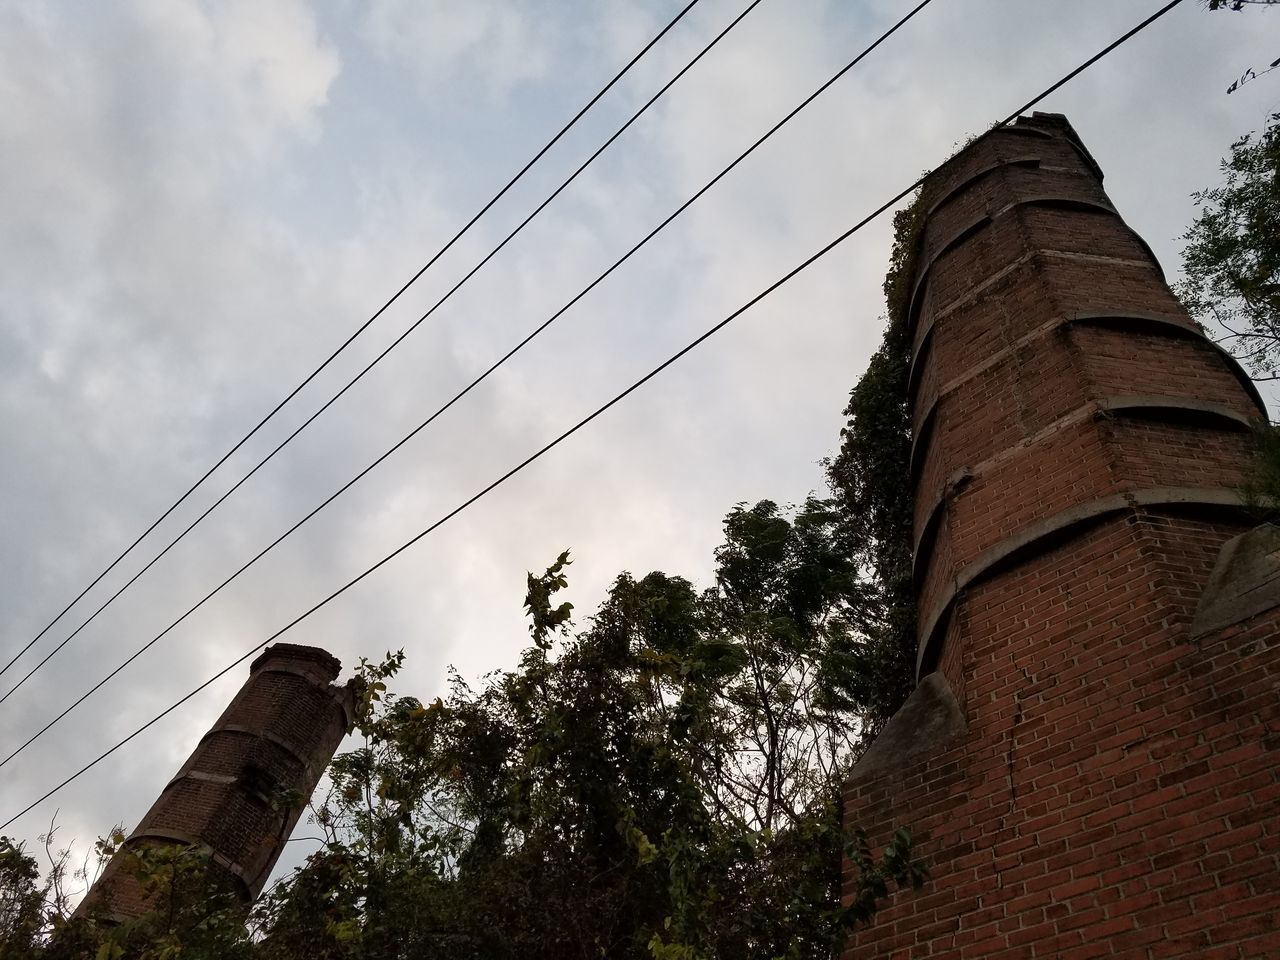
[843,114,1278,958]
[921,165,1116,263]
[79,643,353,922]
[1069,324,1254,409]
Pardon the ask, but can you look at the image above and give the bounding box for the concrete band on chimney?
[902,116,1264,682]
[840,114,1280,959]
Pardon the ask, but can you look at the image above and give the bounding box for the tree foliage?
[228,189,933,955]
[1178,105,1280,528]
[251,500,923,960]
[6,500,925,960]
[0,828,101,960]
[1179,113,1280,378]
[1206,0,1277,10]
[0,829,251,960]
[825,198,924,735]
[0,838,48,957]
[5,194,937,960]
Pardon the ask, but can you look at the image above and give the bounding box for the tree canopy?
[1,497,925,960]
[245,502,923,960]
[824,200,923,735]
[0,150,933,960]
[1206,1,1278,10]
[1179,113,1280,378]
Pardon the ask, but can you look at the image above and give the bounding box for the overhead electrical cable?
[0,0,934,749]
[0,0,768,709]
[0,0,703,685]
[0,0,1190,831]
[0,0,769,709]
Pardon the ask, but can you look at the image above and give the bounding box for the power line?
[0,0,1189,833]
[0,0,934,752]
[0,0,703,686]
[0,0,768,706]
[0,0,768,709]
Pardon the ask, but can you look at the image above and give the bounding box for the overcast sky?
[0,0,1275,890]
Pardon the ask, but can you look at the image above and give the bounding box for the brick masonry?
[842,114,1280,958]
[78,643,353,922]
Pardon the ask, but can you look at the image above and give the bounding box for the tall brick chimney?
[843,115,1280,956]
[79,643,353,922]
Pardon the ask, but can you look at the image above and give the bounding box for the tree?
[1179,116,1280,539]
[1179,114,1280,377]
[10,468,926,960]
[0,828,98,960]
[239,194,938,953]
[255,501,924,960]
[0,838,46,959]
[83,837,252,960]
[20,499,919,959]
[824,199,924,737]
[251,196,941,960]
[1206,1,1278,10]
[12,198,934,960]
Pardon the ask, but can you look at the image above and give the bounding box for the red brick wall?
[842,114,1279,958]
[79,643,352,922]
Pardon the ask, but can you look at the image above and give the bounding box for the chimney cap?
[1013,113,1103,181]
[250,643,342,682]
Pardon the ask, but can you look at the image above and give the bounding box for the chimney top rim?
[250,643,342,680]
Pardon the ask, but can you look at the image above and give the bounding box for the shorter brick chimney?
[78,643,353,922]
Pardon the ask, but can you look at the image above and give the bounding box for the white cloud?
[361,0,552,99]
[206,0,341,138]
